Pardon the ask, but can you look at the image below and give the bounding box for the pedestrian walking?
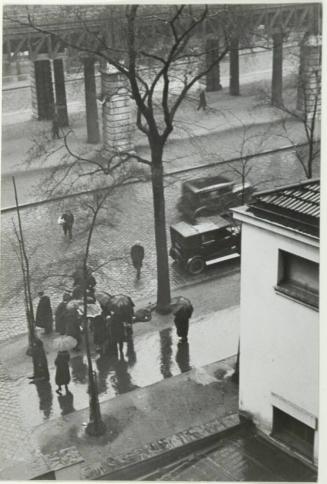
[196,83,207,111]
[174,308,190,343]
[55,293,71,334]
[130,241,145,279]
[65,307,82,351]
[59,210,74,240]
[28,337,50,383]
[54,350,71,394]
[35,291,53,334]
[52,109,60,139]
[93,313,107,353]
[108,313,127,356]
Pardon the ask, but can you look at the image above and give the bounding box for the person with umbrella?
[54,350,71,395]
[53,334,76,394]
[108,295,134,356]
[35,291,53,334]
[172,297,194,343]
[130,241,145,279]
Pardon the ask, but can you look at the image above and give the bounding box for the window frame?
[275,250,319,310]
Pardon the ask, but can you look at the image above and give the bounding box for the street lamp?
[79,301,106,437]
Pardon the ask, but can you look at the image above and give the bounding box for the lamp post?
[80,302,106,437]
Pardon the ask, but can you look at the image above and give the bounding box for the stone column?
[30,60,39,119]
[271,32,283,107]
[206,37,222,92]
[83,57,100,144]
[296,34,321,118]
[101,65,134,152]
[229,35,240,96]
[53,58,69,126]
[33,58,54,120]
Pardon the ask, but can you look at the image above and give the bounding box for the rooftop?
[247,179,320,237]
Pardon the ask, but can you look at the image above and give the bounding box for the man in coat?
[35,291,53,334]
[130,242,145,279]
[61,210,74,240]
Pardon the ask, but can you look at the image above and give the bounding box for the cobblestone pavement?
[0,148,320,342]
[0,362,48,478]
[152,429,317,481]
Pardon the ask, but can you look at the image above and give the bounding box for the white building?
[233,179,319,467]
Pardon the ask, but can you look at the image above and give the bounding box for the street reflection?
[34,380,53,420]
[159,328,173,378]
[110,353,138,395]
[126,337,137,367]
[95,353,113,395]
[70,354,88,384]
[58,390,75,415]
[176,342,191,373]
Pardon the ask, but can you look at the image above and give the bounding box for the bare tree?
[6,4,258,312]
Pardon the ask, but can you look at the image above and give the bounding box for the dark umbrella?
[111,294,135,321]
[95,291,113,312]
[171,296,194,319]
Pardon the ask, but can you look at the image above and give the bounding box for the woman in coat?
[55,293,71,334]
[35,291,53,334]
[54,350,71,394]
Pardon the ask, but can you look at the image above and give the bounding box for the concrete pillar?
[229,36,240,96]
[206,37,222,92]
[83,57,100,144]
[33,59,54,120]
[296,34,321,118]
[30,60,38,119]
[101,64,134,152]
[271,32,283,107]
[53,58,69,126]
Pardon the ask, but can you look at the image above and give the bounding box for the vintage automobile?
[169,215,241,275]
[177,175,253,221]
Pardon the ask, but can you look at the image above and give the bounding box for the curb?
[81,413,243,480]
[1,141,309,213]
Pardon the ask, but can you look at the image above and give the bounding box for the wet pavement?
[13,306,239,429]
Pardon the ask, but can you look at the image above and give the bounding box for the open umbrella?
[171,296,194,318]
[76,300,102,319]
[110,294,135,321]
[95,291,113,307]
[66,299,82,311]
[53,335,77,352]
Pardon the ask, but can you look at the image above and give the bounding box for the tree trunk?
[229,36,240,96]
[271,32,283,107]
[151,145,171,313]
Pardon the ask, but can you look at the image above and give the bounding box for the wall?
[237,218,319,461]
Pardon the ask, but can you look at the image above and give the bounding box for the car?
[169,215,241,275]
[177,175,253,222]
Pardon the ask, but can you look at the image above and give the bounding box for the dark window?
[272,407,314,460]
[276,250,319,309]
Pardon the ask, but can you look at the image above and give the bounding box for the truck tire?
[187,256,205,275]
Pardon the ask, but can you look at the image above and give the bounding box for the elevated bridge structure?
[2,4,322,150]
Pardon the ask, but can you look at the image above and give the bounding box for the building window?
[276,250,319,309]
[272,407,314,460]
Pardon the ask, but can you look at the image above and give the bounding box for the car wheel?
[187,256,206,275]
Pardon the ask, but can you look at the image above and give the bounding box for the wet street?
[12,301,239,429]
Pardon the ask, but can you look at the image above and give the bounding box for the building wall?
[238,220,319,461]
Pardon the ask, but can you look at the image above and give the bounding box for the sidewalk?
[0,300,239,480]
[1,77,309,178]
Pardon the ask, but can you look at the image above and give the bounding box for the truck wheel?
[187,256,205,275]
